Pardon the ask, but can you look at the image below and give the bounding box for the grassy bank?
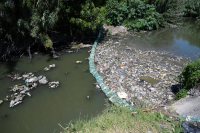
[175,57,200,100]
[59,101,183,133]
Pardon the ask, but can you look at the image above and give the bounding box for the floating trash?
[94,35,187,105]
[76,61,82,64]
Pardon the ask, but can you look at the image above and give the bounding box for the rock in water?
[76,61,82,64]
[53,54,59,59]
[44,67,50,71]
[39,76,48,84]
[0,100,3,105]
[9,94,25,107]
[49,64,55,68]
[48,81,59,88]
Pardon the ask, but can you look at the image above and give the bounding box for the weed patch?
[60,100,184,133]
[175,57,200,100]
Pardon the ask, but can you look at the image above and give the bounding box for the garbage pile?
[94,37,187,105]
[1,65,59,108]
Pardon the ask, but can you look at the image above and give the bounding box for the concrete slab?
[172,96,200,117]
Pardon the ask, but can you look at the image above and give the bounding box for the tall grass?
[59,100,183,133]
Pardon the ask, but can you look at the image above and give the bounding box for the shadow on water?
[46,56,52,62]
[4,59,18,73]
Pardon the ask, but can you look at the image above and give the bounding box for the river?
[0,48,106,133]
[0,18,200,133]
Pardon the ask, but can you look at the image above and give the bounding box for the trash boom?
[89,26,134,111]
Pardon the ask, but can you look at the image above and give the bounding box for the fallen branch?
[27,46,32,63]
[58,123,67,131]
[20,51,26,58]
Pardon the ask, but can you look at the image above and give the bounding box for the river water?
[0,18,200,133]
[0,49,106,133]
[123,18,200,61]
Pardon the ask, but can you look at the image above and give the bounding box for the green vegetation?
[175,57,200,100]
[69,1,105,40]
[0,0,60,60]
[0,0,200,61]
[105,0,167,32]
[107,30,111,35]
[60,101,184,133]
[183,0,200,19]
[144,0,179,13]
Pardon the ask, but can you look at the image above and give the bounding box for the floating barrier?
[181,115,200,122]
[89,27,134,111]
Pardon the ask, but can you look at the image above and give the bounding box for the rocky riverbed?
[94,36,198,106]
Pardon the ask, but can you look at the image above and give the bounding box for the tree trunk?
[27,46,32,63]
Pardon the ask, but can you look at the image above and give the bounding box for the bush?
[125,0,166,31]
[175,58,200,100]
[105,0,167,32]
[143,0,179,13]
[69,0,106,37]
[183,0,200,19]
[105,0,128,26]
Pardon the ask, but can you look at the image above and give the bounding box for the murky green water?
[123,18,200,61]
[140,76,158,84]
[0,49,106,133]
[1,18,200,133]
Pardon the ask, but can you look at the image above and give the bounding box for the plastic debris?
[76,61,82,63]
[117,92,128,99]
[93,30,187,106]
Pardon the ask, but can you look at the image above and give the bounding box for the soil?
[103,25,129,35]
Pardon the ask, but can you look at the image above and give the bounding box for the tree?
[0,0,61,61]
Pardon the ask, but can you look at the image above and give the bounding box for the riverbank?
[60,102,183,133]
[96,22,200,118]
[61,24,200,132]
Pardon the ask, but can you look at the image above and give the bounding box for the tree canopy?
[0,0,199,61]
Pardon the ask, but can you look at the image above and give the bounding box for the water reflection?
[175,19,200,48]
[124,18,200,60]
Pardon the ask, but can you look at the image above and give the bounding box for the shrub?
[125,0,167,31]
[70,0,106,36]
[183,0,200,19]
[175,57,200,100]
[105,0,128,26]
[143,0,179,13]
[105,0,167,32]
